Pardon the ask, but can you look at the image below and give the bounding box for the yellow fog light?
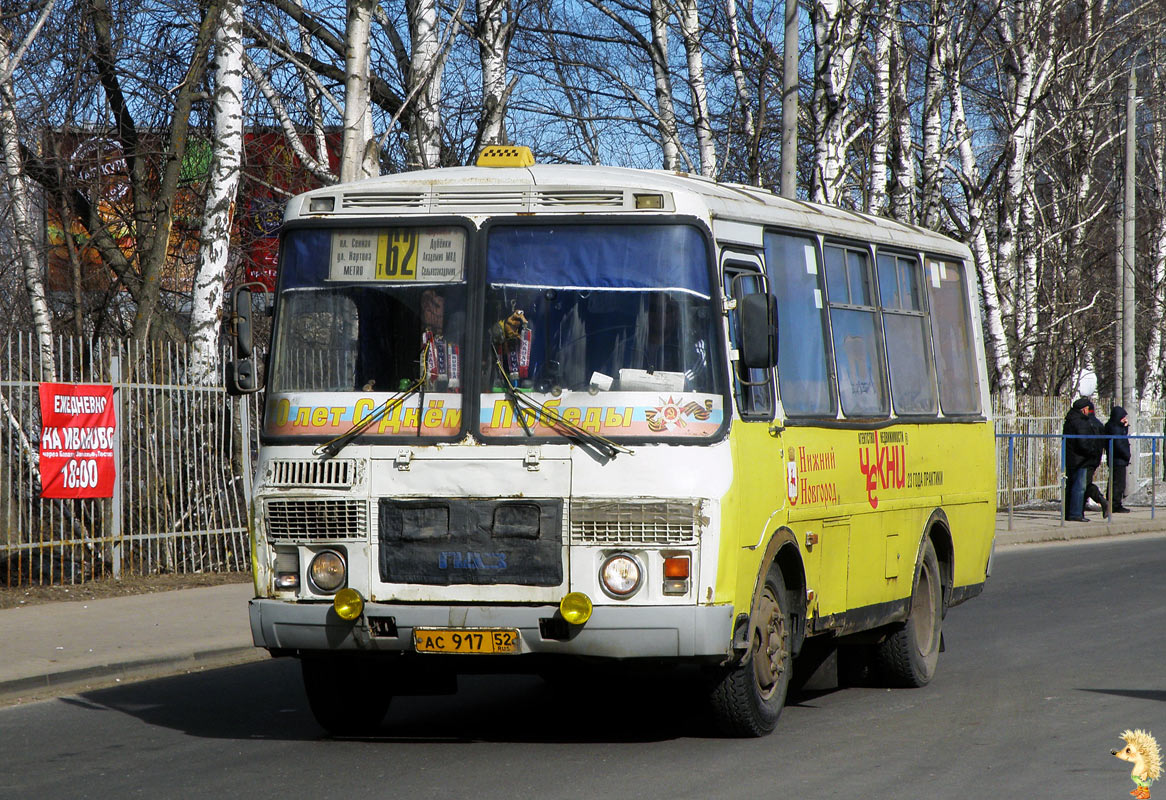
[333,587,364,621]
[559,592,593,625]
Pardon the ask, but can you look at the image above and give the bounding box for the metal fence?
[994,395,1166,508]
[0,333,257,587]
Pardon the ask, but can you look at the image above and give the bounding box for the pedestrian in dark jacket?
[1104,405,1131,512]
[1085,411,1109,515]
[1063,397,1103,521]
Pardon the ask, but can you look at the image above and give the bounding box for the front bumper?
[249,598,734,659]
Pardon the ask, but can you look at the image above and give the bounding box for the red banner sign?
[39,383,116,499]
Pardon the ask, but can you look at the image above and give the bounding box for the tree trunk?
[190,0,244,386]
[649,0,681,171]
[810,0,868,204]
[1145,58,1166,401]
[342,0,378,181]
[0,29,56,381]
[476,0,515,149]
[868,0,893,215]
[407,0,444,169]
[947,22,1016,403]
[725,0,758,184]
[918,0,947,229]
[677,0,715,177]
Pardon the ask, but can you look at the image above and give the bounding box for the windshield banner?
[266,393,464,437]
[264,392,722,439]
[479,393,722,438]
[38,383,116,498]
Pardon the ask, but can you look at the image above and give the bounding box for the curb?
[0,646,266,706]
[995,519,1166,547]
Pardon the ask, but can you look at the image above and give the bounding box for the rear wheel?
[876,538,942,687]
[707,567,792,737]
[301,655,392,736]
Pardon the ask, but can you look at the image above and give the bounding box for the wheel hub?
[752,589,787,697]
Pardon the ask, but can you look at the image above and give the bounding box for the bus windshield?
[263,222,724,442]
[265,226,469,440]
[479,223,725,440]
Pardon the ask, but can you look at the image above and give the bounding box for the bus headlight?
[308,550,346,593]
[600,554,642,598]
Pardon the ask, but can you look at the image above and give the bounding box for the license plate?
[413,628,520,654]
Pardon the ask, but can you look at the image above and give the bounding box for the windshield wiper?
[491,352,632,461]
[313,377,426,458]
[314,338,437,458]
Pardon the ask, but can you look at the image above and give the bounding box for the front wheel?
[876,538,943,687]
[301,655,392,736]
[706,567,792,737]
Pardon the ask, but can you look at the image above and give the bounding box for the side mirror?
[226,283,264,395]
[739,293,778,369]
[226,357,258,394]
[235,287,254,359]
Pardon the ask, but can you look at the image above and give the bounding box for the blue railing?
[995,432,1162,530]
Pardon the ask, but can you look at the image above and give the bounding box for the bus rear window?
[927,259,981,415]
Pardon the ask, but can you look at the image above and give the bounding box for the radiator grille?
[266,499,368,541]
[570,499,700,545]
[268,459,355,488]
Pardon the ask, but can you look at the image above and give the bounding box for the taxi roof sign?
[476,145,535,168]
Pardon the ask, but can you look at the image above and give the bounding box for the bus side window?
[824,244,889,418]
[764,232,834,417]
[722,263,773,419]
[926,259,982,415]
[877,253,937,415]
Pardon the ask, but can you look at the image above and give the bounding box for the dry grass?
[0,571,251,610]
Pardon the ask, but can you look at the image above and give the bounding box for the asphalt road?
[2,534,1163,800]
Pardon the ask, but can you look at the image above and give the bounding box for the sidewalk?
[0,581,262,705]
[2,508,1165,706]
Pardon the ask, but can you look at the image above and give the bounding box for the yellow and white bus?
[235,146,995,737]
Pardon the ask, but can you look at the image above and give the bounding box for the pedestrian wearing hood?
[1104,405,1132,513]
[1063,397,1104,521]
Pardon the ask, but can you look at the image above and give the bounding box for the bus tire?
[706,566,792,737]
[876,538,942,687]
[301,655,392,736]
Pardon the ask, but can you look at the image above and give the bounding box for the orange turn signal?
[663,556,690,579]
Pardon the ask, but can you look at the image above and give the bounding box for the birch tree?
[916,0,947,229]
[0,18,56,380]
[809,0,870,204]
[866,0,894,215]
[189,0,244,385]
[648,0,682,170]
[676,0,715,177]
[724,0,758,184]
[474,0,518,149]
[1144,53,1166,401]
[992,0,1058,386]
[407,0,445,168]
[945,3,1016,403]
[342,0,379,180]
